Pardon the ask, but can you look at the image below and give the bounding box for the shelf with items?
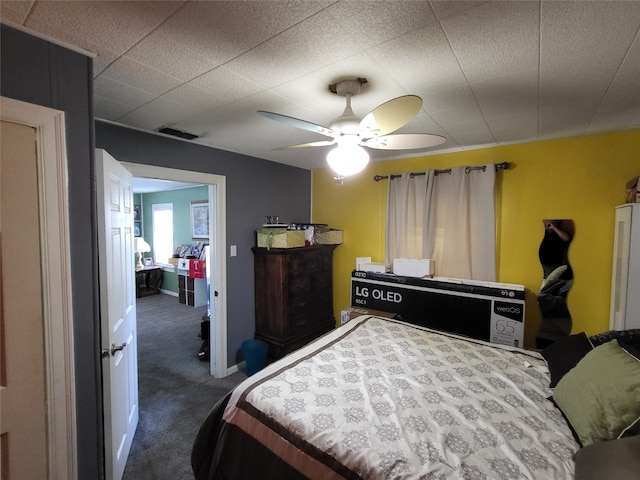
[177,256,207,307]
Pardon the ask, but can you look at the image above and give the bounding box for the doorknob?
[110,342,127,356]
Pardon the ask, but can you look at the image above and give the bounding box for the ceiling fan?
[258,78,446,177]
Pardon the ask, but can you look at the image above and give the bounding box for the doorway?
[122,163,227,378]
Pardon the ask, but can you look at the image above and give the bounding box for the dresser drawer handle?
[296,320,306,327]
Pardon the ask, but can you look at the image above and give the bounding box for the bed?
[192,316,640,480]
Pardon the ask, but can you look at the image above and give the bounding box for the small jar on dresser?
[251,244,337,359]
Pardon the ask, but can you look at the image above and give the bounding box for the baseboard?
[226,361,244,376]
[161,289,178,297]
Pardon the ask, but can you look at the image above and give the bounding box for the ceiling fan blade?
[258,110,335,137]
[274,140,336,150]
[363,133,446,150]
[359,95,423,137]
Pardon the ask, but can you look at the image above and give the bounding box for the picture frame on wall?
[134,221,141,237]
[134,205,141,221]
[191,200,209,239]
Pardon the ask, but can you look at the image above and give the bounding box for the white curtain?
[386,173,430,260]
[386,165,496,281]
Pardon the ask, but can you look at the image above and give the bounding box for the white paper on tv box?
[360,262,391,273]
[356,256,372,270]
[393,258,434,277]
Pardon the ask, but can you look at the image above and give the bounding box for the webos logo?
[494,301,523,322]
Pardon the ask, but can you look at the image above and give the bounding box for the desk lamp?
[134,237,151,271]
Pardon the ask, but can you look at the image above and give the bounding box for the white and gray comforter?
[220,315,579,479]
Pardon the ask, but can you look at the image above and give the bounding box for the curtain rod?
[373,162,511,182]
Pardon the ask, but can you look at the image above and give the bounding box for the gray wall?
[1,24,101,480]
[2,24,312,479]
[95,122,312,366]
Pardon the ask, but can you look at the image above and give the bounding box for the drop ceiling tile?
[23,1,182,57]
[590,39,640,132]
[420,84,477,114]
[589,95,640,133]
[445,123,496,147]
[100,56,183,96]
[117,95,208,131]
[540,65,613,113]
[325,1,439,49]
[161,84,227,112]
[486,113,539,143]
[471,68,539,119]
[156,1,331,64]
[430,1,489,21]
[190,66,264,103]
[93,75,156,108]
[541,1,640,71]
[264,79,339,126]
[224,10,362,89]
[429,103,486,127]
[370,23,469,94]
[94,94,135,121]
[539,106,593,138]
[406,112,441,130]
[125,32,220,81]
[0,1,34,23]
[92,47,121,77]
[440,1,540,84]
[175,90,281,138]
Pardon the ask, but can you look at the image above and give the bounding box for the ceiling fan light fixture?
[327,139,369,177]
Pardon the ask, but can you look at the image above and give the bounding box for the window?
[152,203,173,265]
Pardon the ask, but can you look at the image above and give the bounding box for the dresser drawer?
[288,251,328,277]
[289,315,312,336]
[289,294,315,316]
[289,276,312,296]
[312,274,331,290]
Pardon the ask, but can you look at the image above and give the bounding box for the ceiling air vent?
[157,127,199,140]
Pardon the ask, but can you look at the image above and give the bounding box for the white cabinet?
[177,258,207,307]
[610,203,640,330]
[178,274,207,307]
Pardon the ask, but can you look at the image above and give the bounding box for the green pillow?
[553,340,640,446]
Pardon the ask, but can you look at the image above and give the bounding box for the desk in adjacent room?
[135,266,163,298]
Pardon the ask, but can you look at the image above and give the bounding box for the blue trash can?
[241,339,268,376]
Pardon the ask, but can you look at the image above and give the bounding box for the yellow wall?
[312,128,640,347]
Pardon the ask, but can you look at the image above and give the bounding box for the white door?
[0,120,49,479]
[97,148,139,480]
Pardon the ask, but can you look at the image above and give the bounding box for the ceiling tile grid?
[1,0,639,171]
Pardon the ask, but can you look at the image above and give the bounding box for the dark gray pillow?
[590,329,640,349]
[541,332,593,387]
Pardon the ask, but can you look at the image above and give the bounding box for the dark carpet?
[123,293,247,480]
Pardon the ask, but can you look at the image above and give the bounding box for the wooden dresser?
[252,245,337,359]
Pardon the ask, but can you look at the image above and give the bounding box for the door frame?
[121,163,228,378]
[1,97,77,478]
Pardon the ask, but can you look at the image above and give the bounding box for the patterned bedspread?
[220,316,579,479]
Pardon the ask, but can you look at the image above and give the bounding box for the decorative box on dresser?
[252,244,337,359]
